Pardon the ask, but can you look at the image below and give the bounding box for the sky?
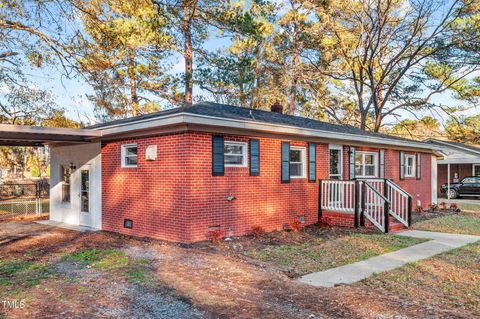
[8,0,480,128]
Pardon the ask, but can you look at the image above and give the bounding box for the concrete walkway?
[35,220,97,232]
[298,230,480,288]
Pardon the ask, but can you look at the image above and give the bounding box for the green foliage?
[65,248,128,270]
[390,117,442,140]
[0,260,52,287]
[76,0,175,119]
[445,114,480,144]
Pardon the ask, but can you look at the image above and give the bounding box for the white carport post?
[447,163,451,199]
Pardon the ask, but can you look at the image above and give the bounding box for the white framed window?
[290,146,306,178]
[405,154,415,177]
[61,165,71,203]
[355,152,378,178]
[473,164,480,177]
[329,144,343,180]
[121,144,138,168]
[224,141,248,167]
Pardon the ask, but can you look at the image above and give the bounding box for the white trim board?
[97,112,444,156]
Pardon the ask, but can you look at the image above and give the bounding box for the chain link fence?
[0,182,49,220]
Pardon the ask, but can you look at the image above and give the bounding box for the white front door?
[329,145,344,205]
[79,166,91,227]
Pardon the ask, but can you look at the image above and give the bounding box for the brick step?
[389,222,406,233]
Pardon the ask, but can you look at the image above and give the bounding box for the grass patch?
[414,214,480,235]
[65,248,128,270]
[0,260,52,288]
[246,232,426,275]
[360,242,480,311]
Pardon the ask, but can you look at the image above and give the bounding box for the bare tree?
[308,0,480,131]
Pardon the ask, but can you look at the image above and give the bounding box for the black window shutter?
[281,142,290,183]
[379,149,385,178]
[212,135,224,176]
[399,151,405,180]
[249,139,260,176]
[308,143,316,182]
[349,146,356,180]
[416,153,421,180]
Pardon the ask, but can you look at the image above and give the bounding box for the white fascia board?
[426,139,480,156]
[98,112,442,154]
[0,124,102,137]
[438,159,480,164]
[98,114,186,136]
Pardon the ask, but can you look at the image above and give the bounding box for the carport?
[0,123,101,146]
[0,124,102,225]
[426,139,480,199]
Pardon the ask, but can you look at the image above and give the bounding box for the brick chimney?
[270,102,283,114]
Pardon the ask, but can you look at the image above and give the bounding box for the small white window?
[290,146,306,178]
[121,144,138,168]
[355,152,378,178]
[224,141,248,167]
[405,154,415,177]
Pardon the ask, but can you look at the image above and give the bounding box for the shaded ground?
[0,220,479,318]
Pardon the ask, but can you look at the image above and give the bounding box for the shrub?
[430,204,439,212]
[251,226,265,238]
[290,220,303,232]
[440,202,448,210]
[449,203,461,212]
[415,206,423,213]
[207,229,223,245]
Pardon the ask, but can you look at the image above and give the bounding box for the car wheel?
[447,189,458,199]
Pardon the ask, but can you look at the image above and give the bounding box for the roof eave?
[99,112,443,154]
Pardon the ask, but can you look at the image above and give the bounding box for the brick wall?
[102,133,192,242]
[101,131,434,243]
[382,148,432,209]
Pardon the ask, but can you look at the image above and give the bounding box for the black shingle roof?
[88,102,423,144]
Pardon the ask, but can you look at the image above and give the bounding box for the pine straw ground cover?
[1,220,479,318]
[200,226,426,277]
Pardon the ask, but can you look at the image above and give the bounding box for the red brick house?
[45,103,444,242]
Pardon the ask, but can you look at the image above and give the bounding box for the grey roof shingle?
[88,102,424,144]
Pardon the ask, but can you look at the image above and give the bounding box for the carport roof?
[0,124,102,146]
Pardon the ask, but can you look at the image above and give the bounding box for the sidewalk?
[298,230,480,288]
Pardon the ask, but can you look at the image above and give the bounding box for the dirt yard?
[0,218,479,318]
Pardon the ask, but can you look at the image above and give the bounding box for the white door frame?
[78,164,92,227]
[329,144,343,179]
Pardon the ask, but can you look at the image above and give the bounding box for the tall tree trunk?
[373,87,383,132]
[360,110,367,131]
[289,50,299,115]
[183,1,194,106]
[289,77,297,115]
[127,50,139,116]
[252,44,262,109]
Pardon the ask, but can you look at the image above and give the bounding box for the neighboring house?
[425,139,480,198]
[0,103,444,243]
